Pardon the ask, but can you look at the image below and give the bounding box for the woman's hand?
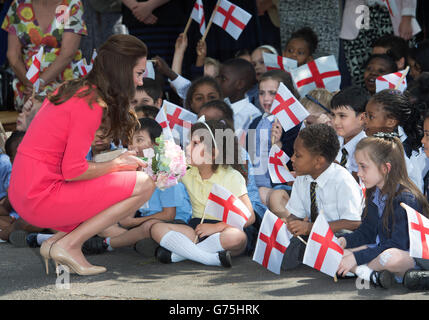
[112,150,147,172]
[399,15,413,40]
[131,1,155,22]
[337,252,357,277]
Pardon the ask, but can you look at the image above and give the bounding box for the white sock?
[36,233,54,245]
[354,264,373,282]
[160,231,221,266]
[171,233,224,263]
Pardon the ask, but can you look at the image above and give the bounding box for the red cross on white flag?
[155,101,197,144]
[143,60,155,79]
[303,214,344,278]
[270,82,309,132]
[154,105,175,141]
[376,70,407,93]
[268,144,295,184]
[26,46,44,92]
[263,52,297,73]
[291,55,341,96]
[191,0,206,35]
[212,0,252,40]
[253,209,292,274]
[76,59,91,77]
[402,202,429,260]
[204,184,251,230]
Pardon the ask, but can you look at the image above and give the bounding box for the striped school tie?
[339,148,348,167]
[310,181,318,222]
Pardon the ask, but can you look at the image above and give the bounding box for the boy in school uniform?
[131,79,163,109]
[282,124,362,270]
[216,58,262,131]
[331,86,369,179]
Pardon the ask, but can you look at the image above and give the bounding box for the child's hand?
[337,252,357,277]
[196,39,207,58]
[153,55,177,80]
[271,119,282,148]
[175,33,188,53]
[287,217,311,236]
[338,237,346,249]
[195,223,223,239]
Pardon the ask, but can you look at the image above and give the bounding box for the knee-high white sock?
[160,231,221,266]
[171,232,224,263]
[354,264,373,281]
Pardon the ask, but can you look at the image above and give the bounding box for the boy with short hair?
[282,124,362,270]
[331,86,369,177]
[217,58,261,131]
[131,79,163,109]
[134,105,160,120]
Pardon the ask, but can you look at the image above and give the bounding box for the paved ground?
[1,242,429,301]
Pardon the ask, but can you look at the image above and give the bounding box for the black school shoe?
[370,270,394,289]
[155,246,172,264]
[218,250,232,268]
[81,236,108,255]
[8,230,28,247]
[403,269,429,290]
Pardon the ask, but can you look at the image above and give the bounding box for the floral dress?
[1,0,87,108]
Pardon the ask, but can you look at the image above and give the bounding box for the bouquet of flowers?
[139,135,187,190]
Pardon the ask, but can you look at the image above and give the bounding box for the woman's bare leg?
[53,172,155,267]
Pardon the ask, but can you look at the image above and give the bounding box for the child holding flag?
[337,135,429,288]
[150,120,255,267]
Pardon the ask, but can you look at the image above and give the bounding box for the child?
[86,122,116,161]
[408,40,429,80]
[217,58,262,132]
[246,70,301,210]
[364,89,423,191]
[300,88,334,127]
[198,99,234,131]
[282,27,318,67]
[184,76,223,114]
[282,124,362,270]
[372,34,409,70]
[134,104,160,120]
[331,86,369,177]
[337,135,429,289]
[150,120,255,267]
[131,79,163,109]
[363,54,398,95]
[250,45,278,81]
[91,118,192,257]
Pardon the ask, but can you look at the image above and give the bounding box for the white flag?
[291,55,341,96]
[204,184,251,230]
[191,0,206,35]
[263,52,297,73]
[143,60,155,79]
[375,70,407,93]
[26,46,44,92]
[253,209,292,274]
[212,0,251,40]
[303,214,344,278]
[402,202,429,260]
[268,144,295,183]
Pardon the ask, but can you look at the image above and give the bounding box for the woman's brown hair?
[356,136,429,233]
[48,34,148,145]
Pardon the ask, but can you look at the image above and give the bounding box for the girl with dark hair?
[8,34,156,276]
[408,40,429,81]
[185,76,223,114]
[337,135,429,288]
[363,54,398,95]
[150,120,255,267]
[282,27,318,67]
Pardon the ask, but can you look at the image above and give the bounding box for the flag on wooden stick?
[401,202,429,260]
[303,214,344,278]
[26,46,44,92]
[270,82,309,133]
[268,144,295,184]
[376,69,407,93]
[263,52,297,73]
[212,0,251,40]
[190,0,206,35]
[253,209,292,274]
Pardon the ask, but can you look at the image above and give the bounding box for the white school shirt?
[169,74,191,100]
[225,97,262,131]
[285,163,363,223]
[335,130,367,174]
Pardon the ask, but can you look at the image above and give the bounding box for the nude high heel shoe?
[50,243,107,276]
[40,241,53,275]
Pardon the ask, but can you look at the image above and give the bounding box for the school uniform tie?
[339,148,348,167]
[310,181,319,222]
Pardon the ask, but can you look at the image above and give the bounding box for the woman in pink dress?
[8,34,155,276]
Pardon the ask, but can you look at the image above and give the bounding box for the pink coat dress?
[8,93,137,232]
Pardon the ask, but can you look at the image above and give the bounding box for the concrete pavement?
[1,242,429,300]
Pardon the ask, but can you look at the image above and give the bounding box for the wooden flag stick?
[194,212,207,243]
[394,66,409,90]
[183,14,193,36]
[201,0,220,42]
